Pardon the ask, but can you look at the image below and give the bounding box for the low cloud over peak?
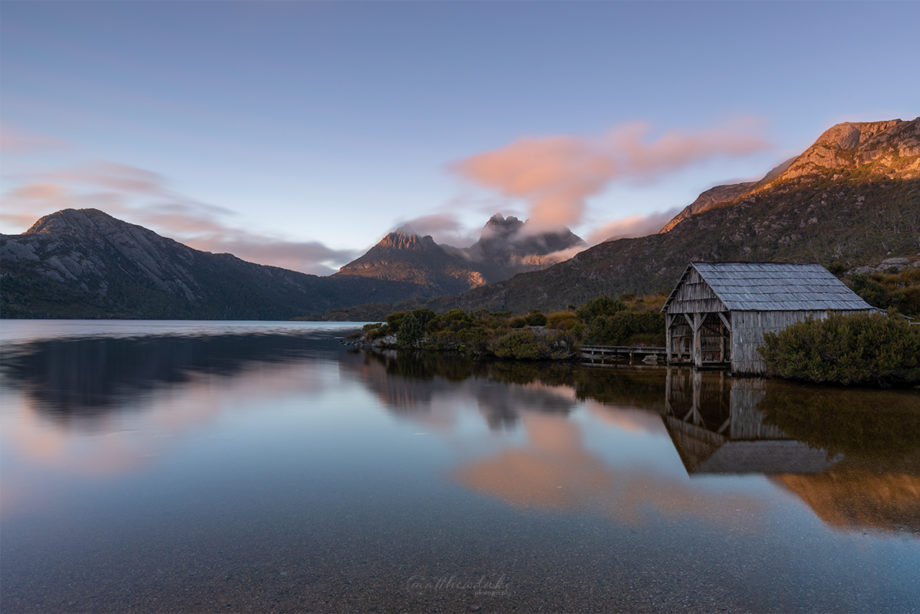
[452,119,769,232]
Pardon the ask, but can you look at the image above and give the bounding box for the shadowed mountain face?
[419,118,920,314]
[334,231,483,295]
[334,214,583,295]
[0,207,585,318]
[0,209,427,319]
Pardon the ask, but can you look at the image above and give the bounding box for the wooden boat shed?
[662,262,874,374]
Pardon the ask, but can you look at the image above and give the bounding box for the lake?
[1,320,918,613]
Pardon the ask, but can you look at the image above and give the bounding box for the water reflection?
[0,331,346,422]
[2,328,919,612]
[664,369,920,534]
[2,330,918,537]
[759,384,920,534]
[663,370,843,474]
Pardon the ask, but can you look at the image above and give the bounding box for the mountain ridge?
[379,118,920,316]
[0,208,426,319]
[659,118,919,234]
[334,214,583,295]
[3,117,917,320]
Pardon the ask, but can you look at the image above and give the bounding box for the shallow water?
[1,320,918,613]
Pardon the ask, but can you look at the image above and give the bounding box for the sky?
[1,1,918,274]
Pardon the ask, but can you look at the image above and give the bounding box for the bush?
[758,312,920,386]
[396,312,424,348]
[525,310,547,326]
[546,311,584,335]
[583,310,665,345]
[575,295,626,321]
[490,329,546,359]
[488,329,573,360]
[849,275,890,308]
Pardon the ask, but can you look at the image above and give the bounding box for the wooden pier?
[580,345,667,366]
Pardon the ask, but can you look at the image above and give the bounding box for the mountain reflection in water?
[2,332,918,536]
[358,351,920,535]
[2,325,919,613]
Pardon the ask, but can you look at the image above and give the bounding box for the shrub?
[758,312,920,386]
[848,275,890,308]
[524,310,547,326]
[546,311,584,336]
[362,322,390,340]
[396,312,424,348]
[575,295,626,321]
[583,311,665,345]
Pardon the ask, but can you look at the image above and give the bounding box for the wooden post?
[717,312,731,366]
[682,313,695,363]
[691,369,702,423]
[692,312,703,368]
[665,366,673,414]
[665,313,673,364]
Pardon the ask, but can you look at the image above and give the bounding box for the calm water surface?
[1,320,918,613]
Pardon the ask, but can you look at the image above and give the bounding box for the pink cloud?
[393,212,479,247]
[587,208,682,244]
[30,162,166,194]
[0,125,67,154]
[186,234,358,275]
[453,119,769,231]
[0,162,357,274]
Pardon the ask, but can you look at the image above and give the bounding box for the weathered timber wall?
[666,268,725,314]
[729,310,831,374]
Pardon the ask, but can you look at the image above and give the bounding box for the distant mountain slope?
[414,118,920,314]
[659,158,793,233]
[660,118,919,233]
[334,214,583,294]
[0,209,422,319]
[335,231,482,296]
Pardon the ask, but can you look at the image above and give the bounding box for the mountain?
[414,118,920,314]
[660,118,919,233]
[658,158,793,233]
[334,214,583,294]
[335,231,482,296]
[465,214,584,281]
[0,209,424,319]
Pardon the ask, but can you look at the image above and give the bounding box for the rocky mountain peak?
[766,117,920,184]
[376,231,438,251]
[482,214,524,239]
[660,117,920,235]
[25,208,124,236]
[813,120,903,150]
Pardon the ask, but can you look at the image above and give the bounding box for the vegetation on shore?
[842,265,920,317]
[354,294,666,360]
[758,312,920,387]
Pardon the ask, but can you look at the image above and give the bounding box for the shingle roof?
[668,262,875,311]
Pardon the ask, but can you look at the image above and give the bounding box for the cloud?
[28,161,168,195]
[0,162,356,274]
[393,212,479,247]
[188,233,359,275]
[586,208,682,244]
[453,119,769,231]
[0,125,67,154]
